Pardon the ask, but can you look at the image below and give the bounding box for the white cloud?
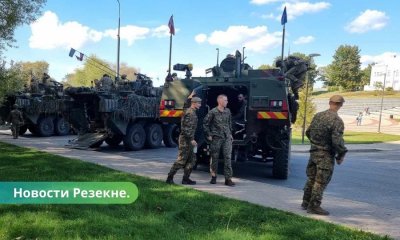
[195,34,207,43]
[279,2,331,20]
[345,10,389,34]
[361,52,399,68]
[197,25,281,53]
[104,25,150,46]
[152,25,170,38]
[261,13,275,19]
[293,36,315,45]
[29,11,103,49]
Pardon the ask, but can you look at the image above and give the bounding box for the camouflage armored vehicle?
[64,73,178,150]
[160,51,309,179]
[0,76,70,137]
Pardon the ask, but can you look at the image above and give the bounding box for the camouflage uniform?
[7,107,24,139]
[284,56,308,99]
[232,99,247,121]
[99,75,113,91]
[203,107,233,180]
[302,109,348,209]
[167,107,198,179]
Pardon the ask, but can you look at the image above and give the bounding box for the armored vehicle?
[64,73,178,150]
[0,77,70,137]
[160,51,308,179]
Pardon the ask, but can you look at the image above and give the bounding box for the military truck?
[0,79,70,137]
[160,51,308,179]
[64,73,179,150]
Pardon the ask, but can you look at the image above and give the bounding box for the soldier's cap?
[329,95,345,103]
[191,97,202,103]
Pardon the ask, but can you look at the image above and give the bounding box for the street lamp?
[216,48,219,67]
[116,0,121,80]
[301,53,320,144]
[378,65,388,133]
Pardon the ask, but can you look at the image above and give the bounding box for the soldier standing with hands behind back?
[302,95,348,215]
[166,97,202,185]
[203,94,235,187]
[7,104,24,139]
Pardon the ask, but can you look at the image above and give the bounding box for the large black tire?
[37,117,54,137]
[90,140,103,148]
[272,138,291,179]
[145,123,163,148]
[163,124,179,148]
[28,125,39,136]
[105,134,123,147]
[54,117,70,136]
[123,123,146,151]
[19,125,28,136]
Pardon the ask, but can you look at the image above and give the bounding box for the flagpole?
[168,33,172,75]
[281,24,285,62]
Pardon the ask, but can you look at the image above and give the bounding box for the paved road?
[1,132,400,239]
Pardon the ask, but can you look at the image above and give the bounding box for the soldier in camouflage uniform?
[302,95,348,215]
[99,74,113,91]
[203,94,235,186]
[166,97,202,185]
[7,104,24,139]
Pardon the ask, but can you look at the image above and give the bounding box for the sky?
[3,0,400,87]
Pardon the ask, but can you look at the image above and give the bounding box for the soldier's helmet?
[13,104,19,109]
[191,97,202,103]
[329,95,345,103]
[43,73,50,79]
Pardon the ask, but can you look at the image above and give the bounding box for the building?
[364,56,400,91]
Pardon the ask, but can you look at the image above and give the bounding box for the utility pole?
[378,65,388,133]
[116,0,121,80]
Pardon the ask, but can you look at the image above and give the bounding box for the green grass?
[0,142,391,240]
[292,131,400,144]
[311,90,400,99]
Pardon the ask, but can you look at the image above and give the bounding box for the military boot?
[166,175,175,184]
[301,201,308,210]
[307,206,330,215]
[182,177,196,185]
[225,179,235,187]
[210,176,217,184]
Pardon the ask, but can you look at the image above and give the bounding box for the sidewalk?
[1,131,399,239]
[292,140,400,152]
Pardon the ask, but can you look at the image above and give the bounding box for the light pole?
[301,53,320,144]
[216,48,219,67]
[378,65,388,133]
[116,0,121,80]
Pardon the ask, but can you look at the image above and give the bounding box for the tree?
[294,87,317,129]
[258,64,276,70]
[64,55,139,87]
[0,0,47,56]
[360,64,373,88]
[0,61,25,104]
[13,60,49,83]
[325,45,362,91]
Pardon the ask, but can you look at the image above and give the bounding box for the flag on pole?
[168,15,175,35]
[76,52,84,61]
[281,6,287,25]
[68,48,76,57]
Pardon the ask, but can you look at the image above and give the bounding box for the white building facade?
[364,56,400,91]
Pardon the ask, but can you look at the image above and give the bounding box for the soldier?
[301,95,348,215]
[232,93,247,121]
[7,104,24,139]
[166,97,202,185]
[99,74,113,91]
[203,94,235,186]
[281,56,309,100]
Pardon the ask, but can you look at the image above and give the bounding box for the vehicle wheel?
[90,140,103,148]
[28,125,38,136]
[19,125,28,136]
[272,138,290,179]
[145,123,163,148]
[163,124,179,148]
[54,117,70,136]
[123,123,146,151]
[37,117,54,137]
[105,134,123,147]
